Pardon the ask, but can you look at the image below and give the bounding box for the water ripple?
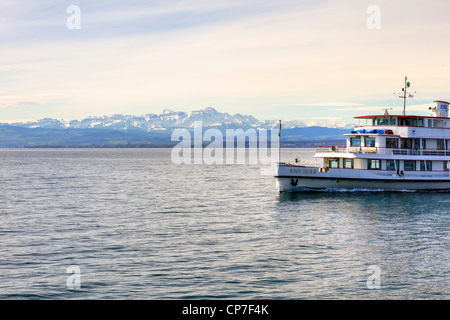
[0,148,448,299]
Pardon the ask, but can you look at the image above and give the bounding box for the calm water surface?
[0,148,448,299]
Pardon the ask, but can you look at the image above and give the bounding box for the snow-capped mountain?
[262,119,355,130]
[2,107,356,135]
[7,107,264,131]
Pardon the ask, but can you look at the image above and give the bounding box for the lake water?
[0,148,448,299]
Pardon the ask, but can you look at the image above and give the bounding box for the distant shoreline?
[8,140,345,149]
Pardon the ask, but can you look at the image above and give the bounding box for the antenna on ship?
[278,120,281,162]
[398,76,416,115]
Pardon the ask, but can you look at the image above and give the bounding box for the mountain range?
[0,107,353,147]
[4,107,263,131]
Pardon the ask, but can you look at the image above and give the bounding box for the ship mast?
[399,76,411,115]
[278,120,281,162]
[403,76,407,115]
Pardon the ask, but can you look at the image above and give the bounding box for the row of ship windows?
[327,158,450,171]
[350,137,448,149]
[350,136,376,147]
[364,117,448,128]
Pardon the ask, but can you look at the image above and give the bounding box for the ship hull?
[276,163,450,192]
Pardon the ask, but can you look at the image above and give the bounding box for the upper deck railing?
[316,146,450,157]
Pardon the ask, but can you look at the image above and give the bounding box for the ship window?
[386,160,397,171]
[404,160,416,171]
[433,119,444,128]
[409,118,423,127]
[417,118,424,127]
[364,136,376,147]
[386,138,398,148]
[350,137,361,147]
[401,138,412,149]
[367,159,381,170]
[390,118,397,125]
[329,159,339,168]
[444,161,449,171]
[374,117,389,126]
[344,159,354,169]
[399,118,411,126]
[420,161,432,171]
[437,140,445,150]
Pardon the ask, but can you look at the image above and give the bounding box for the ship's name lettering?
[289,168,317,175]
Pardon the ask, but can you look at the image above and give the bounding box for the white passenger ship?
[276,79,450,191]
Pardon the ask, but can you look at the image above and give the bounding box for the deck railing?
[316,146,450,156]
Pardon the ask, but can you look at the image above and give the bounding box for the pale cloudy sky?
[1,0,450,124]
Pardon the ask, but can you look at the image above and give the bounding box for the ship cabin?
[315,100,450,174]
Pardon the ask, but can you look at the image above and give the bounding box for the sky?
[1,0,450,125]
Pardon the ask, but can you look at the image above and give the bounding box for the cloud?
[0,0,324,42]
[0,94,63,108]
[2,0,450,123]
[334,103,434,113]
[293,102,363,107]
